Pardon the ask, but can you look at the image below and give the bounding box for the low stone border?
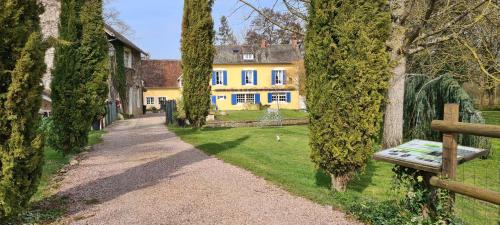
[205,118,309,128]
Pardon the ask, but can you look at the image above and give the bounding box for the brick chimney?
[260,39,268,48]
[291,36,299,49]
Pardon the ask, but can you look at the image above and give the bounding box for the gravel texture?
[55,114,359,225]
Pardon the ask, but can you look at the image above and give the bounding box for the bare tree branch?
[238,0,305,36]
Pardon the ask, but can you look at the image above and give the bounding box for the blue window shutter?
[253,70,258,85]
[231,94,237,105]
[211,96,216,105]
[286,92,291,103]
[268,93,273,103]
[283,70,287,85]
[271,70,276,85]
[212,72,216,85]
[255,94,260,104]
[241,71,245,85]
[223,71,228,85]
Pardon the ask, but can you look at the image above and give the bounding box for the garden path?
[55,114,358,225]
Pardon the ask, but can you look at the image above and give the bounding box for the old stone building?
[38,0,148,118]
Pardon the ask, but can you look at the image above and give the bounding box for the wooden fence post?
[442,104,459,180]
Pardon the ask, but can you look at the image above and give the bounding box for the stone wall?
[204,118,309,128]
[39,0,60,91]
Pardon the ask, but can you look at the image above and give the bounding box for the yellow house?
[142,44,303,111]
[141,60,182,110]
[211,44,302,110]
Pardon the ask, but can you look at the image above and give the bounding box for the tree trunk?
[488,87,496,107]
[330,173,352,192]
[383,54,407,149]
[383,1,407,149]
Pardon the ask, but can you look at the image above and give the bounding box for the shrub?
[305,0,391,191]
[0,0,46,220]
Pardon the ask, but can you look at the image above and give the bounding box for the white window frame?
[214,70,224,86]
[271,93,287,103]
[243,53,254,61]
[243,70,254,85]
[274,70,285,85]
[146,97,154,105]
[124,48,132,68]
[158,97,167,103]
[217,95,226,100]
[236,93,255,104]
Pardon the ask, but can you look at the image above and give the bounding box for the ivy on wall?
[111,41,127,109]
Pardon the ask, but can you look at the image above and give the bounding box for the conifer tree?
[52,0,108,153]
[305,0,391,191]
[0,0,46,219]
[181,0,215,127]
[216,16,237,45]
[51,0,85,153]
[79,0,109,135]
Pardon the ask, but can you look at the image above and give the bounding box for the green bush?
[0,33,46,220]
[305,0,391,191]
[0,0,46,220]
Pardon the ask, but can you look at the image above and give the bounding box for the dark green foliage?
[0,0,44,153]
[51,0,85,153]
[0,32,46,220]
[404,75,491,149]
[79,0,109,124]
[305,0,391,188]
[111,42,127,107]
[0,0,46,219]
[52,0,108,154]
[181,0,215,127]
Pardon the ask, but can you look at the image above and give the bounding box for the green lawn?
[215,109,308,121]
[171,111,500,224]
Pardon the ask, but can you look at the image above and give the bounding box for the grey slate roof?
[104,24,147,55]
[214,45,302,65]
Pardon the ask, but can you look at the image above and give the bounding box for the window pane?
[245,71,253,84]
[275,70,284,85]
[215,71,224,85]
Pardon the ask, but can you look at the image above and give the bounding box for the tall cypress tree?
[0,0,46,219]
[52,0,108,153]
[51,0,85,153]
[79,0,108,138]
[305,0,391,191]
[181,0,215,127]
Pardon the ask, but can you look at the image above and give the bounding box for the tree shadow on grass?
[348,160,377,193]
[195,136,250,155]
[315,169,331,189]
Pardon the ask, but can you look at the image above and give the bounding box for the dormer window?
[243,53,254,61]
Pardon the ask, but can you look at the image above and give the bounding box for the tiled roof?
[214,44,302,65]
[141,60,181,88]
[104,24,147,55]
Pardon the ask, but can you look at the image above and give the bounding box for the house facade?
[141,43,303,111]
[142,60,183,110]
[39,0,147,121]
[105,24,148,117]
[210,44,302,110]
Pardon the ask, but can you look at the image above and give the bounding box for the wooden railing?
[430,104,500,205]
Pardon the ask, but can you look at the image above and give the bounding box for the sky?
[105,0,284,60]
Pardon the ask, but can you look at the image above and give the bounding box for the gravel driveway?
[55,114,359,225]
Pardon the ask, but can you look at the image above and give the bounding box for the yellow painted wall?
[143,63,302,111]
[143,88,181,109]
[211,64,300,110]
